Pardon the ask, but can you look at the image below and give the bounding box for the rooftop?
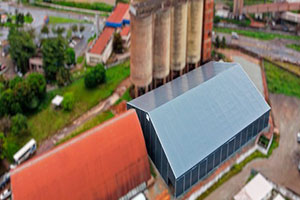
[10,110,150,200]
[128,62,270,178]
[89,27,114,55]
[107,3,129,24]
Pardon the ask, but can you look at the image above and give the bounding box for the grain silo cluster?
[130,0,213,97]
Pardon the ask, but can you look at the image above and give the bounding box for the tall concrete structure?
[187,0,204,70]
[233,0,244,18]
[170,2,188,77]
[153,9,171,87]
[130,0,214,97]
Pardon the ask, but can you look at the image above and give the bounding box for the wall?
[202,0,213,63]
[175,111,270,197]
[86,38,113,65]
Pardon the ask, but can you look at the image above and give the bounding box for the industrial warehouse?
[10,110,150,200]
[130,0,213,96]
[127,62,271,197]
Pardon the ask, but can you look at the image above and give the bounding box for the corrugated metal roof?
[10,110,150,200]
[128,61,270,178]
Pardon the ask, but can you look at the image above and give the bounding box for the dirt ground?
[206,94,300,199]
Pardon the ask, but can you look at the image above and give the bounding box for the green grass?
[56,110,114,145]
[196,134,279,200]
[286,44,300,52]
[48,16,84,24]
[51,1,113,12]
[149,161,157,178]
[76,55,84,64]
[26,61,129,145]
[214,27,300,41]
[264,60,300,98]
[88,33,97,43]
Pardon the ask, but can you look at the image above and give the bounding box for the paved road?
[213,33,300,65]
[206,94,300,199]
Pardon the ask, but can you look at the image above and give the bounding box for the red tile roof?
[89,27,114,55]
[11,110,150,200]
[120,26,130,37]
[107,3,129,23]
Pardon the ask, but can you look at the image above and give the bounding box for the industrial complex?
[128,62,270,197]
[130,0,213,96]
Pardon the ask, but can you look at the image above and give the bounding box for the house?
[127,61,270,197]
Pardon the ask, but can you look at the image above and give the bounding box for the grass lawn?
[114,88,132,105]
[56,110,114,146]
[264,60,300,98]
[214,27,300,41]
[197,134,279,200]
[27,61,129,145]
[286,44,300,52]
[49,16,84,24]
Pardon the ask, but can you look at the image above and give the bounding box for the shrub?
[56,67,72,87]
[11,114,29,136]
[26,73,47,98]
[66,48,76,66]
[62,92,75,111]
[84,64,106,88]
[9,76,23,89]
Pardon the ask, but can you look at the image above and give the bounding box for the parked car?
[0,173,10,190]
[232,32,239,40]
[0,189,11,200]
[297,132,300,143]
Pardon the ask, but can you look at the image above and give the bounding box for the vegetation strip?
[214,27,300,41]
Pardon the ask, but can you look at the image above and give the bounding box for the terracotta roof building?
[86,3,130,65]
[10,110,150,200]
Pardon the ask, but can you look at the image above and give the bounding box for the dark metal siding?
[174,111,270,197]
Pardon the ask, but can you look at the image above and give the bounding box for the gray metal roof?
[128,61,271,178]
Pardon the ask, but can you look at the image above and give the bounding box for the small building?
[86,3,130,66]
[120,26,131,48]
[10,110,151,200]
[234,173,273,200]
[29,57,43,73]
[51,95,64,108]
[215,3,230,18]
[127,62,270,197]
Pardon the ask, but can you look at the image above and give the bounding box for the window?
[184,171,191,190]
[235,133,241,151]
[207,154,214,172]
[228,139,235,156]
[176,177,184,197]
[241,129,247,145]
[191,165,199,185]
[214,148,221,168]
[221,143,228,162]
[199,159,207,179]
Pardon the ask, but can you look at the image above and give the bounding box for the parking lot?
[206,93,300,199]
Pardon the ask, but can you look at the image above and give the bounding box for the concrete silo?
[130,11,153,97]
[153,8,171,88]
[170,2,188,78]
[187,0,204,70]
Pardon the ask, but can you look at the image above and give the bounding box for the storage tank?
[130,13,153,88]
[187,0,204,65]
[170,2,188,72]
[153,8,171,81]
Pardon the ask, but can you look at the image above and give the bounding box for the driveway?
[205,94,300,199]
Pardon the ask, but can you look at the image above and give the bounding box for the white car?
[232,32,239,40]
[0,189,11,200]
[297,132,300,143]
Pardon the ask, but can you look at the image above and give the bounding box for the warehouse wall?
[174,111,270,197]
[126,106,176,189]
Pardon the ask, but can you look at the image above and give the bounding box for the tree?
[9,76,23,89]
[66,48,76,66]
[71,24,78,34]
[113,33,123,54]
[67,28,72,41]
[16,13,25,26]
[11,114,29,136]
[79,25,85,33]
[0,117,11,136]
[84,64,106,88]
[56,67,72,87]
[8,27,36,74]
[62,92,75,111]
[41,25,49,36]
[0,89,22,116]
[42,36,68,81]
[215,35,220,48]
[26,73,46,98]
[56,26,66,35]
[221,36,226,48]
